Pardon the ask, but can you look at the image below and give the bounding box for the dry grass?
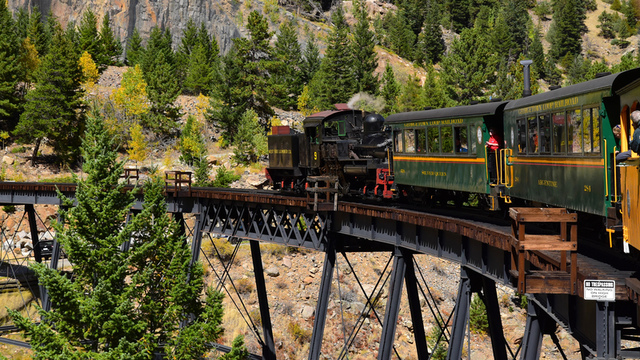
[234,277,255,295]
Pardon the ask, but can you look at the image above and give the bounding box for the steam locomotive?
[265,69,640,253]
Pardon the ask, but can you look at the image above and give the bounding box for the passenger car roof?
[385,101,509,124]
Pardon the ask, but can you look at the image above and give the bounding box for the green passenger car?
[385,102,508,197]
[503,68,640,217]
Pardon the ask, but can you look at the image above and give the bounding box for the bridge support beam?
[403,250,429,359]
[595,301,616,359]
[378,247,407,360]
[25,204,42,263]
[309,238,336,360]
[250,241,276,360]
[483,276,508,360]
[448,267,472,360]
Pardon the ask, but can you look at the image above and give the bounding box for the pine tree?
[398,75,423,112]
[11,113,226,359]
[184,43,214,95]
[420,65,452,109]
[301,33,321,84]
[141,27,174,78]
[445,0,472,31]
[207,47,245,145]
[232,10,275,130]
[351,0,379,95]
[233,109,267,164]
[384,10,415,60]
[179,19,199,58]
[13,7,29,41]
[529,25,547,79]
[27,6,48,57]
[144,50,182,134]
[197,22,219,63]
[0,0,22,129]
[415,3,445,66]
[78,9,104,68]
[126,28,144,66]
[14,24,84,166]
[440,15,497,104]
[549,0,583,59]
[309,6,355,110]
[270,20,304,110]
[100,13,123,66]
[380,63,400,116]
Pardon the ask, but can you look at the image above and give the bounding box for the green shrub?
[427,324,448,360]
[38,176,76,183]
[287,321,311,344]
[212,166,240,188]
[2,205,16,213]
[11,146,27,154]
[469,294,488,334]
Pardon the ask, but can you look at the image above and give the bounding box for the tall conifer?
[126,28,144,66]
[351,0,379,95]
[0,0,21,129]
[14,24,84,165]
[100,13,123,66]
[271,20,304,110]
[549,0,583,59]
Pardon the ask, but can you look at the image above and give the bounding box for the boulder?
[265,266,280,277]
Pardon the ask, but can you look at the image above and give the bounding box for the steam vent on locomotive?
[266,67,640,255]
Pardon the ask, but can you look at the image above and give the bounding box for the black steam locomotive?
[265,106,394,199]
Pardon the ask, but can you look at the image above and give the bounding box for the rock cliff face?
[9,0,241,54]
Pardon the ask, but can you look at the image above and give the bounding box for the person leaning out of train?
[485,128,501,182]
[616,110,640,162]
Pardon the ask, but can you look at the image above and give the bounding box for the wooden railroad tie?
[509,207,578,295]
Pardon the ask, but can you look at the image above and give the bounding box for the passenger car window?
[517,119,527,154]
[441,127,453,153]
[539,114,551,154]
[527,116,538,154]
[552,112,566,154]
[428,127,439,153]
[568,109,583,154]
[454,126,468,154]
[416,129,426,154]
[394,130,404,152]
[405,130,416,153]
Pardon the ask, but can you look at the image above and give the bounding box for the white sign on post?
[584,280,616,301]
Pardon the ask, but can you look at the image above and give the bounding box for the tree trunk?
[31,139,41,167]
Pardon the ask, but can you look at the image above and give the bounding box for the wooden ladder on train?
[306,176,339,211]
[510,208,578,295]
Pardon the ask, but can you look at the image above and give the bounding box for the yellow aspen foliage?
[79,51,99,89]
[20,37,40,82]
[297,85,317,117]
[195,93,210,119]
[127,123,147,164]
[268,116,282,135]
[111,64,150,117]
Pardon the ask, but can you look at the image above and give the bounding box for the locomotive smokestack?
[521,60,533,98]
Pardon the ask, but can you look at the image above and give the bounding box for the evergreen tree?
[78,9,103,68]
[397,75,423,112]
[502,0,531,59]
[415,3,445,66]
[301,33,321,84]
[566,55,592,85]
[492,55,540,101]
[232,11,275,130]
[598,11,617,39]
[309,6,355,110]
[197,22,219,63]
[207,47,245,145]
[351,0,379,95]
[586,58,611,80]
[0,0,22,130]
[270,20,304,110]
[178,19,199,58]
[183,43,214,95]
[11,113,226,359]
[383,10,415,60]
[529,25,547,80]
[14,24,84,165]
[620,0,638,29]
[440,15,497,104]
[13,7,29,41]
[549,0,583,59]
[144,50,182,133]
[612,51,638,72]
[233,109,268,164]
[142,27,174,78]
[420,65,452,109]
[100,13,123,66]
[27,6,48,57]
[445,0,472,31]
[126,28,144,66]
[179,115,206,166]
[380,63,400,116]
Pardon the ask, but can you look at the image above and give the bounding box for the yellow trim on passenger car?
[394,156,485,163]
